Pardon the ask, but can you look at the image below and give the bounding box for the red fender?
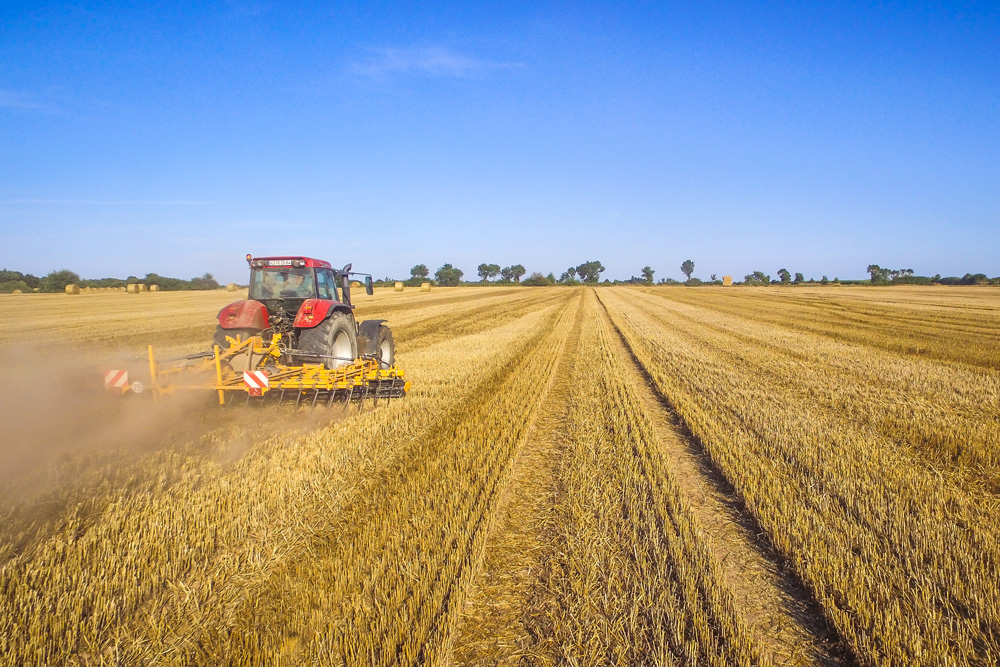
[293,299,339,328]
[217,300,269,330]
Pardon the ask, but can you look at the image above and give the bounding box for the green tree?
[434,263,464,286]
[189,273,220,290]
[575,260,605,283]
[477,263,501,282]
[0,269,40,288]
[410,264,429,280]
[777,268,791,284]
[794,272,805,284]
[680,259,695,281]
[867,264,891,285]
[509,264,526,284]
[40,269,81,292]
[641,266,654,284]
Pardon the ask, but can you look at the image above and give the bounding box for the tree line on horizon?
[0,268,221,293]
[378,260,999,288]
[6,262,997,294]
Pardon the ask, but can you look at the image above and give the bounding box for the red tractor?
[215,255,395,369]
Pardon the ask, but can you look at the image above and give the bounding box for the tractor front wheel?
[298,313,358,368]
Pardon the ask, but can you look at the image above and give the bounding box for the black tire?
[298,313,358,368]
[374,325,395,367]
[213,326,262,351]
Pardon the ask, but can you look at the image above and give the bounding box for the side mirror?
[365,276,373,296]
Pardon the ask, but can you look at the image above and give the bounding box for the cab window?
[316,269,338,300]
[250,268,316,299]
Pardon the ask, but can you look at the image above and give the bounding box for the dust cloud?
[0,346,213,499]
[0,344,351,556]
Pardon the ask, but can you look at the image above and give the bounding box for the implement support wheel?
[374,325,395,367]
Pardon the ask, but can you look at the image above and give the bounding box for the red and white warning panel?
[104,370,128,391]
[243,370,269,396]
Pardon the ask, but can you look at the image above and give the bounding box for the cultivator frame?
[118,333,410,407]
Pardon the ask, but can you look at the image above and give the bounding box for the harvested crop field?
[1,285,998,666]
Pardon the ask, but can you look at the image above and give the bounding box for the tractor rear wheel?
[374,325,395,367]
[298,313,358,368]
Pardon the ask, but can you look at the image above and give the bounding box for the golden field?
[0,285,998,666]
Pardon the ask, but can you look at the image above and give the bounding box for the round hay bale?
[351,281,362,288]
[149,284,160,292]
[420,282,431,292]
[11,289,22,294]
[227,283,239,292]
[722,275,733,287]
[138,283,148,292]
[126,283,139,294]
[394,281,404,291]
[65,284,80,295]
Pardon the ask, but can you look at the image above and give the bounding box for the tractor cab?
[247,256,372,311]
[248,257,338,316]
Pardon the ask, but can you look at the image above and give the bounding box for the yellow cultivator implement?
[111,333,410,407]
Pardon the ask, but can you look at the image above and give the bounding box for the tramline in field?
[106,253,410,405]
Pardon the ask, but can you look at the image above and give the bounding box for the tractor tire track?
[595,290,853,667]
[393,290,561,351]
[448,290,584,666]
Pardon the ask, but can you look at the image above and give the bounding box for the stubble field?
[0,285,998,666]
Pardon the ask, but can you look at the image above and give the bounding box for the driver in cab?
[281,272,312,298]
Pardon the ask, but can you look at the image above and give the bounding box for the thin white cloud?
[350,46,522,79]
[0,199,213,206]
[0,89,56,113]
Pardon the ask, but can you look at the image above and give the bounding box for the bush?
[522,272,551,286]
[0,280,32,293]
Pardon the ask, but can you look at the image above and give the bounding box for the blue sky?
[1,1,997,283]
